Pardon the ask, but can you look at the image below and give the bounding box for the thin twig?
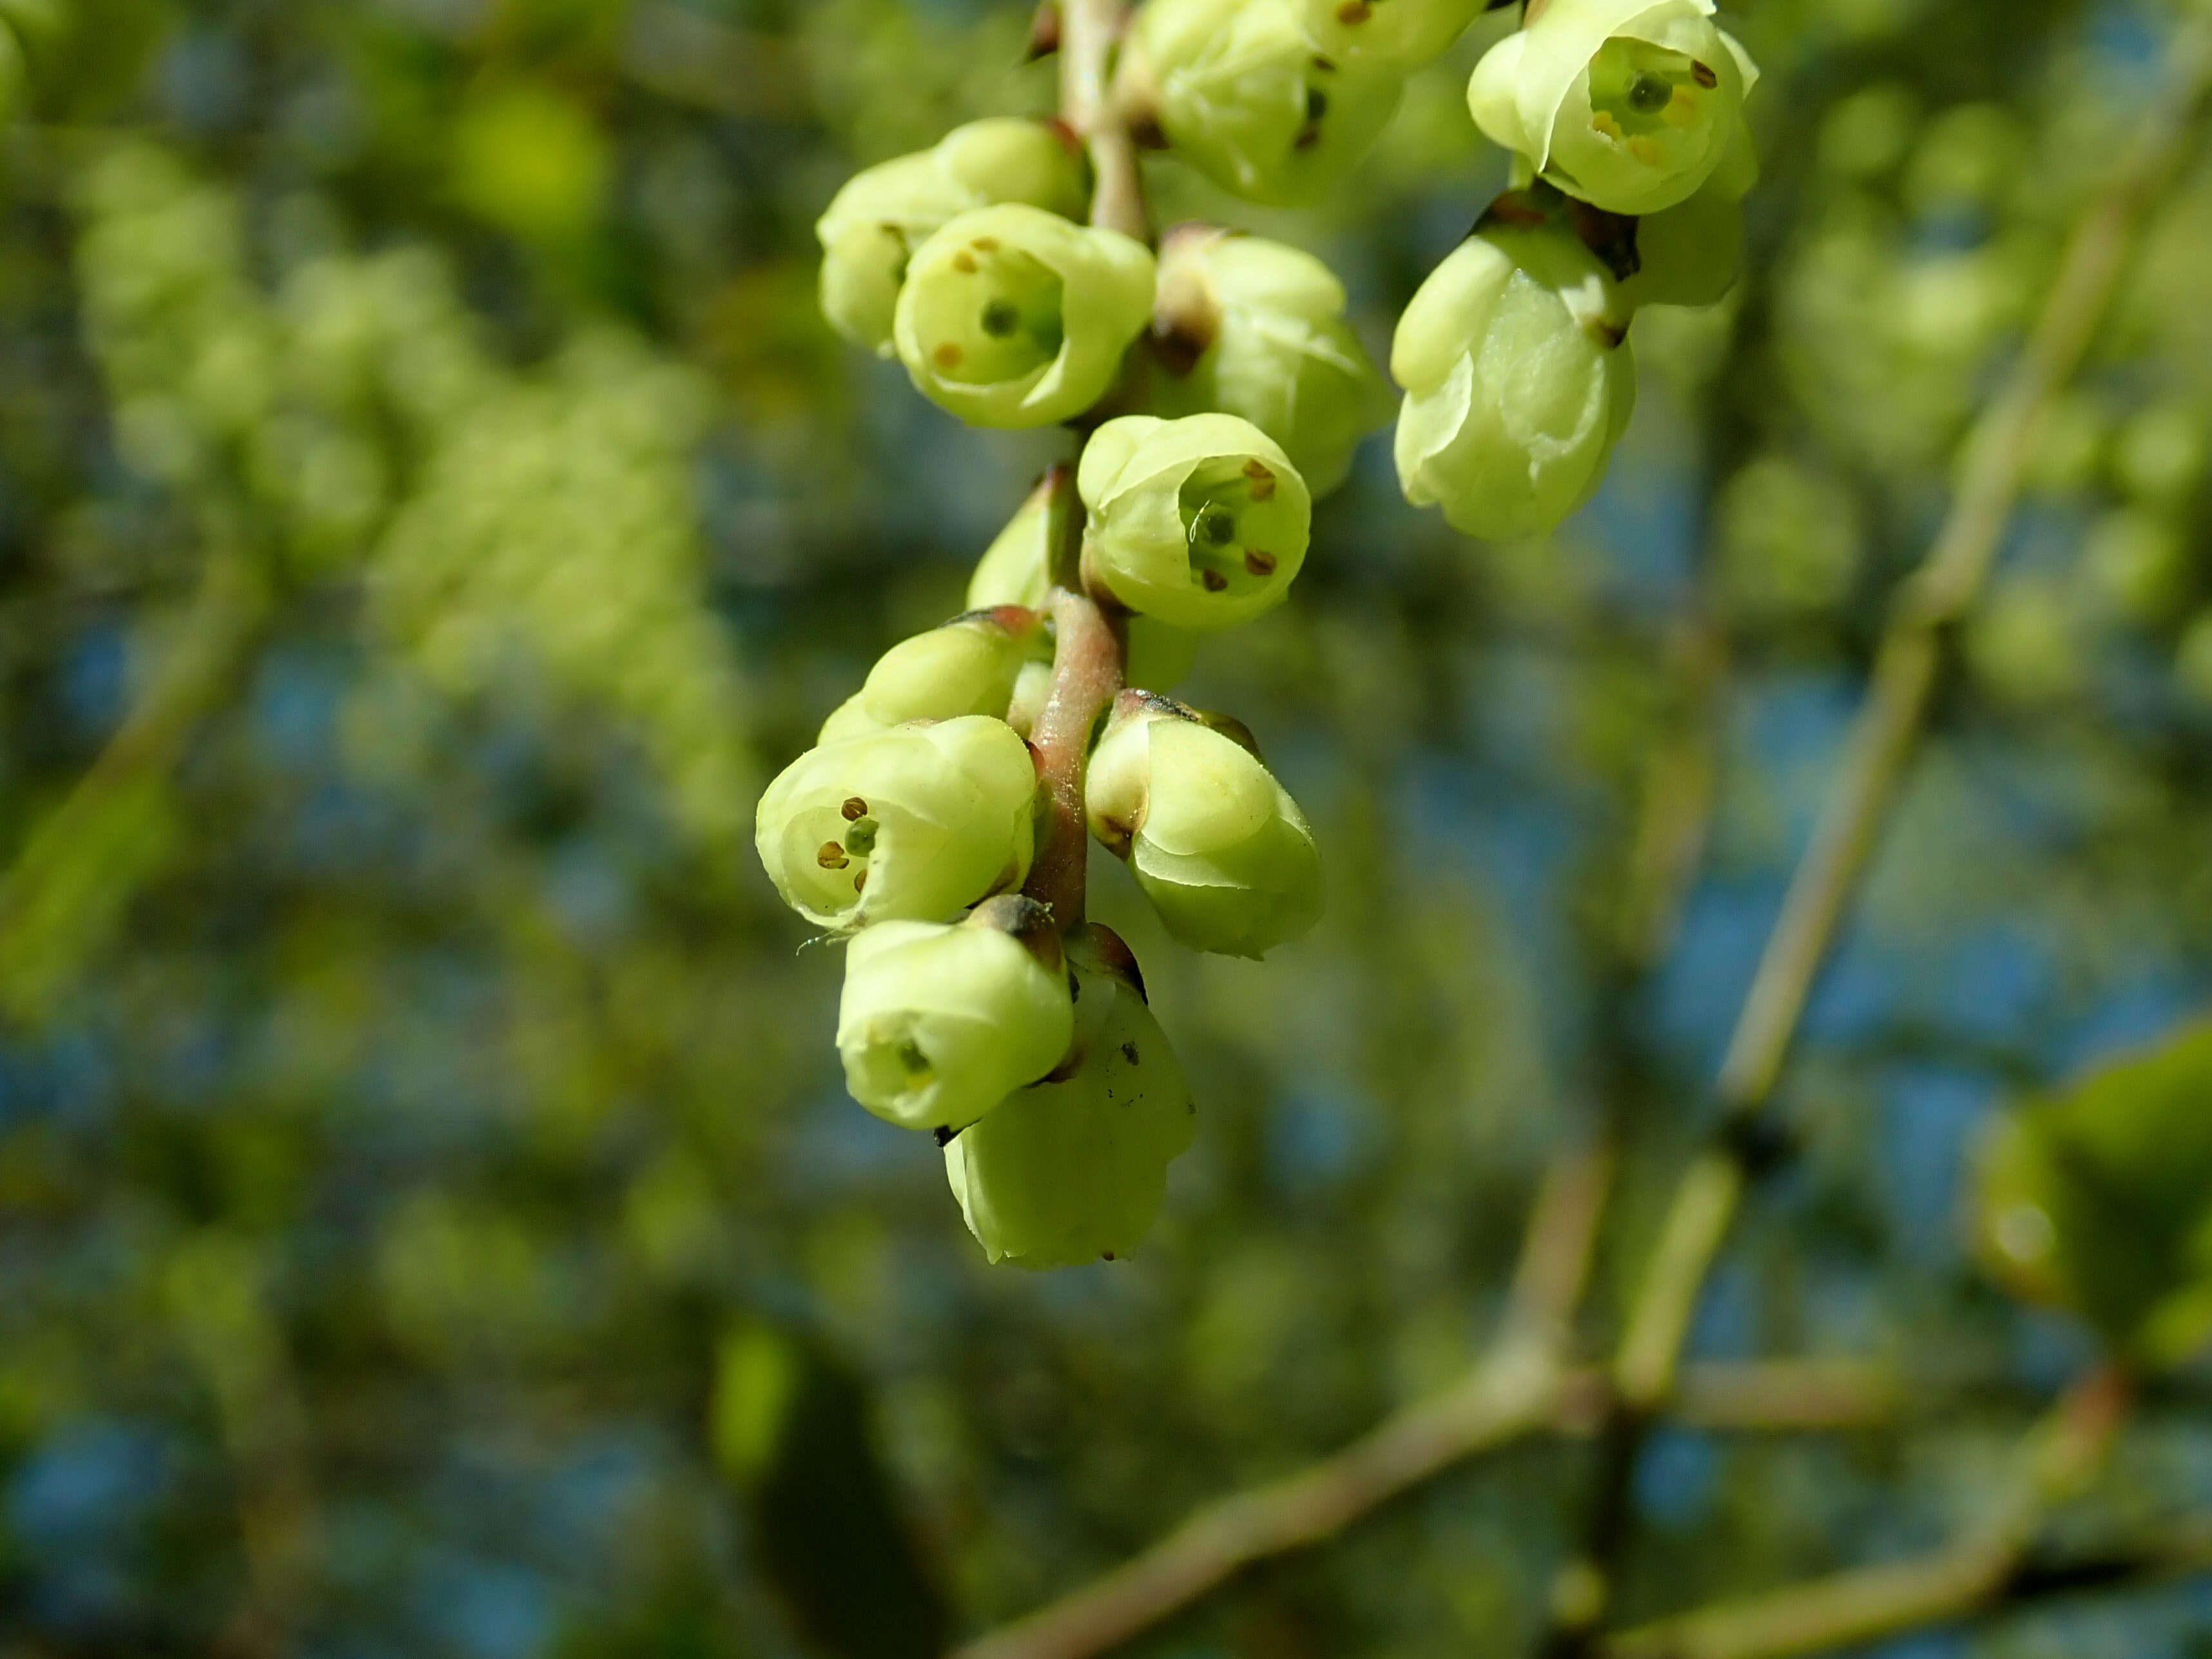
[1598,1367,2141,1659]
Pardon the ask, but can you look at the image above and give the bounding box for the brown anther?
[971,236,1000,252]
[933,343,964,369]
[952,251,978,273]
[853,869,868,893]
[1691,58,1718,88]
[1201,569,1229,592]
[1293,123,1322,151]
[816,842,849,869]
[840,797,869,821]
[1244,548,1277,576]
[1311,55,1337,72]
[1243,459,1277,500]
[1335,0,1370,19]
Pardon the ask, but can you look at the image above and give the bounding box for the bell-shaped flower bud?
[1086,694,1322,959]
[1468,0,1758,217]
[836,897,1075,1135]
[944,926,1195,1268]
[1149,228,1393,499]
[893,204,1156,429]
[1127,0,1404,208]
[967,480,1201,690]
[819,609,1048,745]
[754,716,1036,931]
[1294,0,1491,69]
[815,118,1089,358]
[1392,218,1636,539]
[1080,414,1311,630]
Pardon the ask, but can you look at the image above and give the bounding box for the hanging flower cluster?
[761,0,1758,1268]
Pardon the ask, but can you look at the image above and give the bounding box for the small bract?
[893,204,1155,429]
[1086,695,1323,959]
[1294,0,1492,68]
[753,715,1037,931]
[818,611,1045,744]
[1130,0,1403,208]
[1392,220,1636,539]
[1468,0,1758,216]
[1080,413,1311,630]
[837,904,1074,1134]
[815,118,1089,357]
[1150,228,1393,498]
[944,927,1196,1268]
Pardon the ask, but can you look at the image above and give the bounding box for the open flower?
[1086,694,1322,959]
[836,898,1074,1135]
[818,610,1047,744]
[1468,0,1758,216]
[1294,0,1493,68]
[1080,414,1311,630]
[1127,0,1402,208]
[1150,228,1393,498]
[1392,218,1636,539]
[815,118,1089,357]
[754,715,1037,931]
[944,926,1196,1268]
[893,204,1155,429]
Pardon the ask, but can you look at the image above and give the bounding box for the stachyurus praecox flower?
[836,897,1075,1135]
[818,609,1049,744]
[1125,0,1403,208]
[754,715,1036,931]
[1149,227,1393,499]
[1392,215,1636,540]
[1467,0,1758,217]
[1080,413,1312,630]
[1085,693,1323,960]
[893,203,1155,429]
[815,118,1089,358]
[944,925,1195,1268]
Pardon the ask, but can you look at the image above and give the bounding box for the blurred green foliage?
[5,2,2212,1658]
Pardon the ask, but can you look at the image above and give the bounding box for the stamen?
[971,236,1000,252]
[853,869,867,893]
[841,797,869,821]
[1244,549,1277,576]
[1244,459,1278,500]
[934,342,964,369]
[817,842,849,869]
[1691,59,1718,88]
[1201,569,1228,592]
[1335,0,1370,18]
[951,250,978,273]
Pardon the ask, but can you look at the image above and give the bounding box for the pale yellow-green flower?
[1129,0,1403,208]
[1086,695,1321,959]
[1294,0,1491,68]
[1392,221,1635,539]
[1150,228,1392,498]
[893,204,1154,429]
[754,716,1036,930]
[836,902,1073,1134]
[1468,0,1758,216]
[1080,413,1311,630]
[818,611,1046,744]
